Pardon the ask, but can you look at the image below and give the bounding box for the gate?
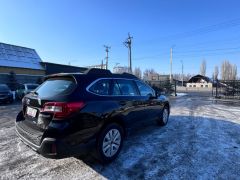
[213,80,240,99]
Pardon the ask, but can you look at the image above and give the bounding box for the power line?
[174,46,240,54]
[133,46,240,61]
[140,18,240,43]
[174,36,240,49]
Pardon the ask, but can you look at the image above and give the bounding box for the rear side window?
[135,81,155,96]
[36,77,76,98]
[116,79,138,96]
[89,79,111,95]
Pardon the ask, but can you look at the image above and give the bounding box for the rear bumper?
[15,124,96,158]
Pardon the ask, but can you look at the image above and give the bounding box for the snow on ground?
[176,93,187,97]
[0,95,240,179]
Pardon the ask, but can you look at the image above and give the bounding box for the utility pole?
[124,33,133,73]
[181,60,184,87]
[170,47,173,83]
[101,59,103,69]
[104,45,110,70]
[170,45,176,83]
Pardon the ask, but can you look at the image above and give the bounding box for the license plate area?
[26,106,37,118]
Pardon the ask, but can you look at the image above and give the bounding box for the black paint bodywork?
[15,71,170,158]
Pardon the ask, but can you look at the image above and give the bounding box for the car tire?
[157,106,169,126]
[95,123,124,163]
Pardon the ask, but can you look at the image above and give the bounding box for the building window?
[193,85,196,87]
[189,85,192,87]
[201,85,203,88]
[205,85,208,88]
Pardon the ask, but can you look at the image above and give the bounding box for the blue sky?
[0,0,240,77]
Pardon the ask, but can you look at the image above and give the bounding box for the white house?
[187,75,213,88]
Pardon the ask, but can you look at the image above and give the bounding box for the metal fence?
[213,80,240,99]
[146,80,176,96]
[146,79,240,99]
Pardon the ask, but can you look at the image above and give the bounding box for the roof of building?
[188,74,211,83]
[0,42,44,70]
[42,62,88,75]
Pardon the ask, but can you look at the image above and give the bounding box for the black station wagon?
[16,68,170,163]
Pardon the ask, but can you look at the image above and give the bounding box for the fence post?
[212,83,213,97]
[174,80,177,96]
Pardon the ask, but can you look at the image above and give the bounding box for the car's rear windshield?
[35,77,76,98]
[27,84,39,90]
[0,84,10,91]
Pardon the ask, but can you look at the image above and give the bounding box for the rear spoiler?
[43,74,78,84]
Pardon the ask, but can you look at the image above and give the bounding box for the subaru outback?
[15,68,170,163]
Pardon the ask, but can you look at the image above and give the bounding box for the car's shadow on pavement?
[77,115,240,179]
[0,101,21,106]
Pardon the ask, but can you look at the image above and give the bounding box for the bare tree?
[113,66,129,74]
[133,67,142,79]
[185,73,193,81]
[232,64,237,80]
[214,66,219,80]
[173,74,181,80]
[143,68,157,80]
[221,60,238,80]
[221,60,227,80]
[200,60,206,76]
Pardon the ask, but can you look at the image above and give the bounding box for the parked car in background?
[0,84,13,104]
[15,69,170,163]
[16,83,39,99]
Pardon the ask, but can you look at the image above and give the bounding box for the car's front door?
[135,80,164,121]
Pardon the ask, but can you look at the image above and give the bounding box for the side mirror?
[156,91,165,98]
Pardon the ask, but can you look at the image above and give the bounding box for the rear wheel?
[95,123,123,163]
[157,106,169,126]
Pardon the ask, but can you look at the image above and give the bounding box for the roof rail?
[121,72,138,78]
[84,68,112,75]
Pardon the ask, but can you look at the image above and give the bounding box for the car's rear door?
[112,79,145,128]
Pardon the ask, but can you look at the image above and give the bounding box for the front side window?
[135,81,154,96]
[116,79,138,96]
[112,80,121,95]
[89,79,111,95]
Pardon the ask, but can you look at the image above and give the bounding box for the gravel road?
[0,95,240,179]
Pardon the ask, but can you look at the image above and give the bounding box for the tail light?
[42,102,85,119]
